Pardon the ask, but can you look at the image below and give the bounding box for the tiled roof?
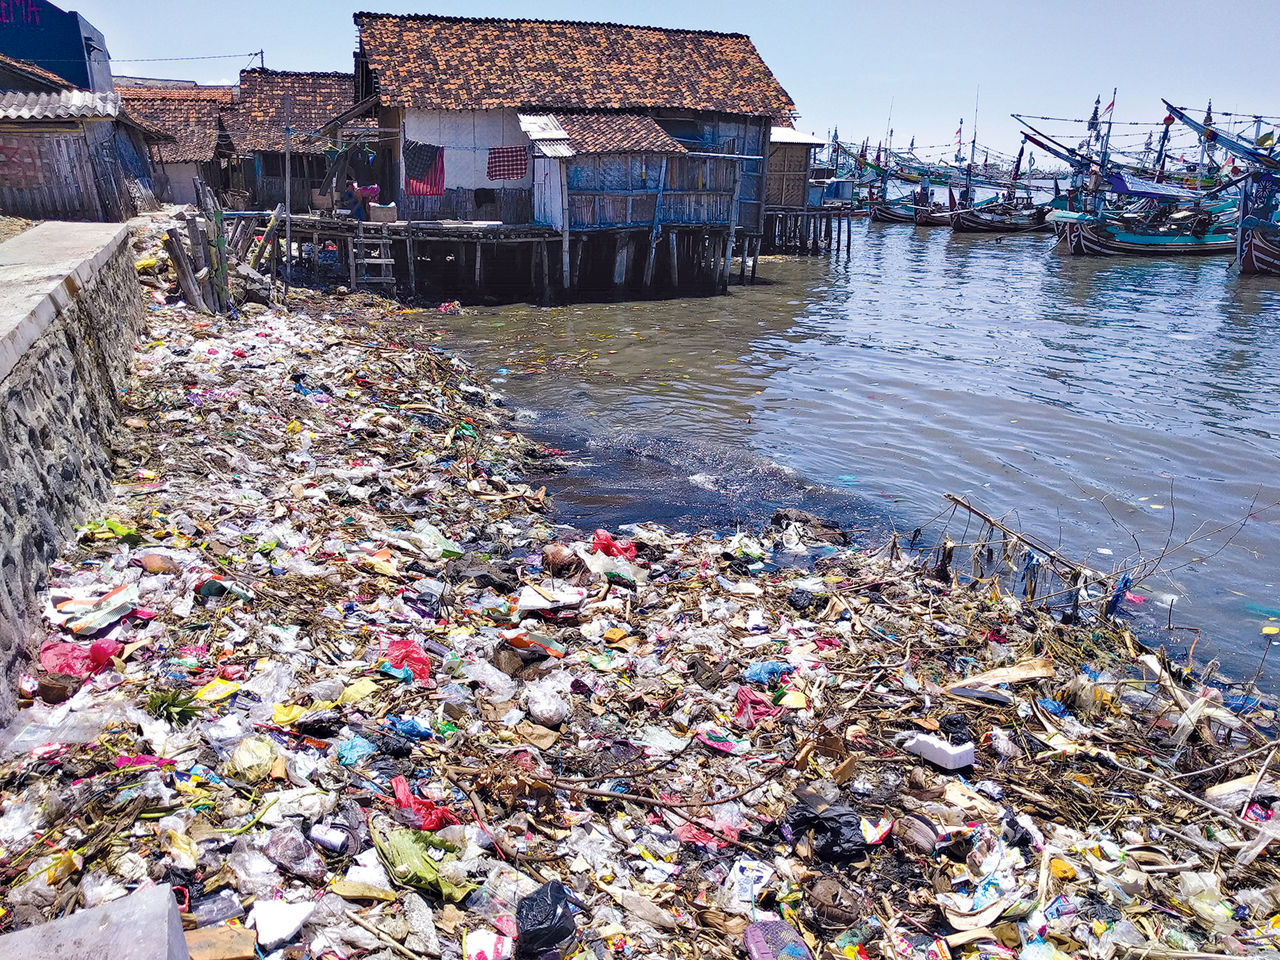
[0,89,119,121]
[225,69,370,154]
[556,113,686,155]
[0,52,70,91]
[119,86,233,162]
[354,13,794,117]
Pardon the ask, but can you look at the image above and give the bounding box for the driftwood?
[162,227,208,313]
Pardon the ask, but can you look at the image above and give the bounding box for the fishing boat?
[869,199,917,223]
[1049,205,1236,255]
[1237,172,1280,274]
[952,200,1052,233]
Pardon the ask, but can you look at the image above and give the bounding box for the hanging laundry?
[404,139,444,197]
[486,145,527,181]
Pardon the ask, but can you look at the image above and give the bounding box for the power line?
[28,51,263,63]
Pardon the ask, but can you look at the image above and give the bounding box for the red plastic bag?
[39,639,122,678]
[591,529,636,561]
[385,638,432,681]
[391,775,460,830]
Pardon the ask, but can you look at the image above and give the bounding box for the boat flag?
[948,186,956,211]
[1257,129,1275,148]
[1087,96,1100,134]
[1011,142,1025,181]
[1101,96,1114,118]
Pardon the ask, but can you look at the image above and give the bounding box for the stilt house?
[222,68,373,210]
[351,12,796,291]
[118,85,234,206]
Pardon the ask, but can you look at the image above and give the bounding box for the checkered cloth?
[486,145,528,181]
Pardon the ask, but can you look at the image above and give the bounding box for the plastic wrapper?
[264,824,328,882]
[515,881,578,959]
[222,734,278,782]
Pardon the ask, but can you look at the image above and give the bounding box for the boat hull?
[1064,220,1236,256]
[914,209,953,227]
[869,202,916,224]
[1240,230,1280,274]
[951,208,1052,233]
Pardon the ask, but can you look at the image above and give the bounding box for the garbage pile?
[1,218,1278,960]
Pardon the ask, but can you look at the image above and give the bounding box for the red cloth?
[39,639,122,678]
[391,776,460,830]
[734,687,782,729]
[486,145,528,181]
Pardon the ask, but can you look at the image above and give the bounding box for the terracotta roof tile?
[0,52,71,91]
[553,113,686,154]
[119,86,233,162]
[224,69,370,155]
[353,13,794,117]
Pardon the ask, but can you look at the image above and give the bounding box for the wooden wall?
[565,152,737,230]
[765,142,813,210]
[0,123,104,220]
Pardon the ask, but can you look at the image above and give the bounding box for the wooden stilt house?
[351,12,798,293]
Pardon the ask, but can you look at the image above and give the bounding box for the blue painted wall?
[0,0,112,92]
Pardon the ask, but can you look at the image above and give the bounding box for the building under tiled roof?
[523,112,688,157]
[224,68,368,154]
[0,89,120,121]
[353,13,795,118]
[119,86,234,163]
[0,52,70,92]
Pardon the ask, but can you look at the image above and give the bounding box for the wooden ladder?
[350,222,397,290]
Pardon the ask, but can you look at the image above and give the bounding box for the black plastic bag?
[516,881,577,959]
[785,790,869,863]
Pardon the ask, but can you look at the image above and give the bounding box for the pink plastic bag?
[591,529,636,561]
[39,639,122,678]
[385,638,432,681]
[391,775,460,830]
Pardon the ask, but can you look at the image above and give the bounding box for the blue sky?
[70,0,1280,162]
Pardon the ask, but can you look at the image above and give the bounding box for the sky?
[65,0,1280,164]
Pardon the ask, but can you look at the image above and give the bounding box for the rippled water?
[430,220,1280,690]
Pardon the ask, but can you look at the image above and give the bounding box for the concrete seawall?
[0,222,142,719]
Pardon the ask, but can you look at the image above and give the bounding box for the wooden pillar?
[750,236,759,282]
[738,237,748,285]
[540,240,550,303]
[474,241,483,290]
[348,237,356,289]
[612,233,630,289]
[668,229,679,288]
[644,156,668,289]
[406,234,416,294]
[559,159,571,290]
[571,238,584,290]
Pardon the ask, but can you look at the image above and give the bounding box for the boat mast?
[966,87,979,208]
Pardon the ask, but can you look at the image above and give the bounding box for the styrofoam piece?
[902,732,975,769]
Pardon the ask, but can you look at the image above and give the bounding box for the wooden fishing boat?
[914,206,953,226]
[869,200,916,224]
[1240,229,1280,274]
[1048,209,1235,256]
[951,203,1052,233]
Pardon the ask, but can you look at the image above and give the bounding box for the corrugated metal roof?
[0,89,121,121]
[520,112,577,157]
[770,126,825,146]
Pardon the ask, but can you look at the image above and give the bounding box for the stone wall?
[0,223,142,719]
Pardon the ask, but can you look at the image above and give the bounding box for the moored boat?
[1049,208,1236,255]
[869,200,917,223]
[952,202,1051,233]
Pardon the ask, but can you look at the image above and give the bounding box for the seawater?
[428,220,1280,691]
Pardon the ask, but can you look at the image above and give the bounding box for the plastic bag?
[516,882,577,959]
[592,529,636,561]
[385,638,432,682]
[265,824,328,882]
[524,675,571,727]
[392,775,461,831]
[38,639,122,678]
[222,734,278,781]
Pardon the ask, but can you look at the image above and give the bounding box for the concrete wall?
[0,222,142,719]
